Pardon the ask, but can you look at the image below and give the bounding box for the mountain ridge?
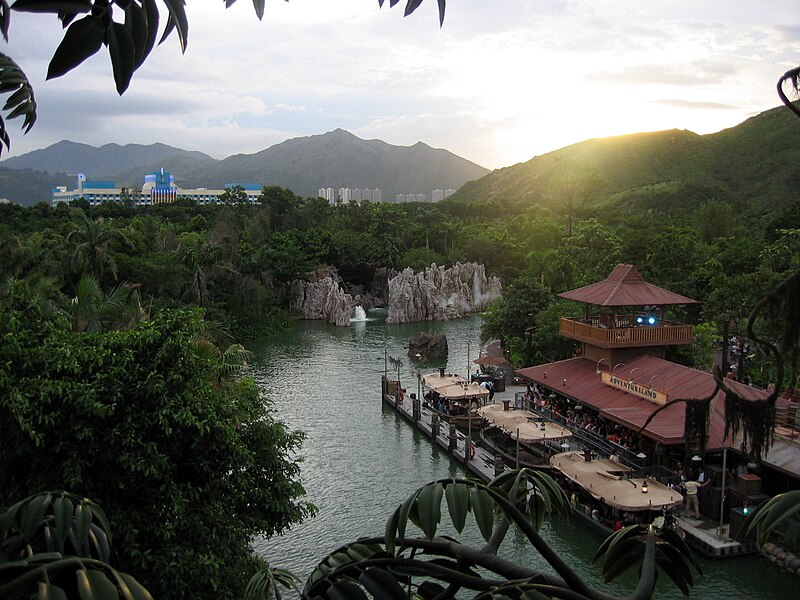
[0,130,490,205]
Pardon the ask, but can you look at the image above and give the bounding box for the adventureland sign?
[601,372,668,405]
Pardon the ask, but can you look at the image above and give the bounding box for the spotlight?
[647,315,657,326]
[636,315,644,325]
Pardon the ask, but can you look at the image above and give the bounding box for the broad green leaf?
[87,503,112,544]
[117,573,154,600]
[437,0,446,26]
[470,487,494,542]
[444,481,469,533]
[23,493,52,543]
[746,490,800,546]
[384,505,400,555]
[53,496,74,544]
[416,482,443,539]
[74,503,93,552]
[47,15,104,80]
[138,0,160,69]
[108,22,136,95]
[76,568,119,600]
[656,543,693,594]
[396,489,419,546]
[1,497,26,539]
[37,581,69,600]
[329,580,368,600]
[124,1,148,69]
[359,567,407,600]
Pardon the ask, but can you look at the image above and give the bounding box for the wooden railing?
[559,317,693,348]
[775,404,800,445]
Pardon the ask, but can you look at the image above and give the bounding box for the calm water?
[248,312,793,599]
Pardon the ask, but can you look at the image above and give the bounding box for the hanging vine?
[717,270,800,460]
[684,397,712,454]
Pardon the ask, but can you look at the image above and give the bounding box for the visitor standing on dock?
[683,476,709,519]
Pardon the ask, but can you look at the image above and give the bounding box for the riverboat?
[550,451,682,526]
[422,371,489,427]
[478,404,572,469]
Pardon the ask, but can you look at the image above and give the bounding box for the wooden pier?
[381,376,756,559]
[381,376,499,482]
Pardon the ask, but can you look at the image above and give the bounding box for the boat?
[477,404,572,469]
[550,450,683,529]
[422,371,489,427]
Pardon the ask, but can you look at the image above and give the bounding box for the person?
[683,476,709,519]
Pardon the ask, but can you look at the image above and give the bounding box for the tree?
[0,291,315,599]
[219,184,250,206]
[67,214,131,281]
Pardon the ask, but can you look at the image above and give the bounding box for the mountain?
[0,131,491,205]
[1,141,215,181]
[448,104,800,214]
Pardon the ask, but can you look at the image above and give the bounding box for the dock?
[382,376,503,482]
[381,376,757,559]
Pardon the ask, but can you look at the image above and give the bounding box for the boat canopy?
[478,404,572,443]
[550,451,682,512]
[422,373,489,399]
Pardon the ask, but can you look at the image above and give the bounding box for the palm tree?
[177,235,239,307]
[67,215,131,280]
[69,274,147,333]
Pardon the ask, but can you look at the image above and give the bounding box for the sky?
[2,0,799,170]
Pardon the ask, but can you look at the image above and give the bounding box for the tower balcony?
[559,316,692,348]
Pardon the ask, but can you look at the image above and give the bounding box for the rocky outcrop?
[290,267,354,326]
[408,333,448,360]
[386,262,502,324]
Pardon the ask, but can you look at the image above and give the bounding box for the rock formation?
[386,262,502,324]
[290,267,354,326]
[408,332,449,360]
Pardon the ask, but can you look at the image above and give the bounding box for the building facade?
[51,170,262,206]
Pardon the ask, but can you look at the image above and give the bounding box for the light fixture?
[641,482,648,494]
[544,371,547,379]
[637,452,647,459]
[647,316,657,326]
[636,315,644,325]
[562,378,567,386]
[540,421,546,431]
[560,442,570,451]
[691,455,702,462]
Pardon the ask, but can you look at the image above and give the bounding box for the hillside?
[449,104,800,214]
[0,130,490,205]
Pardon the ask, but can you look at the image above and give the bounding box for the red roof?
[516,356,769,447]
[558,264,697,307]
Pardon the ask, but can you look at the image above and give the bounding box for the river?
[248,312,793,599]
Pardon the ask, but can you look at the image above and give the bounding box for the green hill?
[448,104,800,216]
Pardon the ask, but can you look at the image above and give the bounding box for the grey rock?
[386,262,502,324]
[290,267,354,326]
[408,332,449,360]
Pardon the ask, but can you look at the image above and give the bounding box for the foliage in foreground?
[257,470,700,600]
[0,289,315,600]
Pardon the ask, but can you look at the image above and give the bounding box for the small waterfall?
[350,306,368,322]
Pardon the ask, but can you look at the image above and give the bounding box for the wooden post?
[494,454,505,476]
[449,422,457,452]
[431,413,439,439]
[719,448,727,538]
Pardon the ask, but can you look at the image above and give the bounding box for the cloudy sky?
[3,0,798,169]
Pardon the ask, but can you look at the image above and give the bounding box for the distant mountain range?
[449,104,800,213]
[3,105,798,212]
[0,130,490,206]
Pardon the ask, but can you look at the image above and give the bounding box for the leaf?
[329,580,368,600]
[37,581,69,600]
[47,15,105,80]
[1,497,26,539]
[107,22,136,94]
[74,503,93,553]
[160,0,188,52]
[137,0,159,69]
[23,493,52,543]
[251,0,265,20]
[358,567,407,600]
[76,568,119,600]
[11,0,91,14]
[655,543,692,595]
[87,503,112,544]
[437,0,446,26]
[404,0,423,17]
[117,573,154,600]
[384,505,401,555]
[444,481,469,533]
[470,487,494,542]
[416,482,443,539]
[746,490,800,546]
[89,524,110,562]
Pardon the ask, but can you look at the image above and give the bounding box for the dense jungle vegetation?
[1,160,799,600]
